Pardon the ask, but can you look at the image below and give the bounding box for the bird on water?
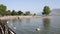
[36,28,40,31]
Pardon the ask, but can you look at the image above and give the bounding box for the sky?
[0,0,60,14]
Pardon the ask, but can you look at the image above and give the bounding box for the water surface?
[7,16,60,34]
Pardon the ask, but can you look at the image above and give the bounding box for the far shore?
[0,16,50,20]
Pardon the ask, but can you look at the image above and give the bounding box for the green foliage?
[42,12,44,15]
[33,13,36,16]
[25,11,30,15]
[17,11,23,15]
[0,4,36,16]
[11,10,17,15]
[6,10,11,15]
[42,6,51,16]
[0,4,7,16]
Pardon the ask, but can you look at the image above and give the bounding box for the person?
[18,17,19,19]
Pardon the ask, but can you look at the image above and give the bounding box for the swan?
[36,28,40,31]
[7,21,9,23]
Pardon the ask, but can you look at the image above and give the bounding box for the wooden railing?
[0,20,16,34]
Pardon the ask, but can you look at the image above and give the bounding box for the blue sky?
[0,0,60,14]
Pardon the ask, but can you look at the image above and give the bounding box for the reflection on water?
[41,18,50,34]
[6,16,60,34]
[43,18,50,29]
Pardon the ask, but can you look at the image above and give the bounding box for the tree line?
[0,4,36,16]
[0,4,51,16]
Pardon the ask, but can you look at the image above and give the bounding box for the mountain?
[51,9,60,13]
[50,9,60,16]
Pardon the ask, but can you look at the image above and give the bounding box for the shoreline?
[0,16,50,20]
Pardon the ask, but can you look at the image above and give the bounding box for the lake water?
[7,16,60,34]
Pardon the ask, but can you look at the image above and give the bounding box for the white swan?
[7,21,9,23]
[36,28,40,31]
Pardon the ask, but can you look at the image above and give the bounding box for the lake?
[6,16,60,34]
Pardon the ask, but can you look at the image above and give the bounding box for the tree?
[11,10,17,15]
[0,4,7,16]
[42,6,51,16]
[25,11,30,15]
[33,13,36,16]
[6,10,11,15]
[17,11,23,15]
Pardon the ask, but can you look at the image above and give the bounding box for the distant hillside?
[50,9,60,16]
[51,9,60,13]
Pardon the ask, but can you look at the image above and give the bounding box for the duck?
[36,28,40,31]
